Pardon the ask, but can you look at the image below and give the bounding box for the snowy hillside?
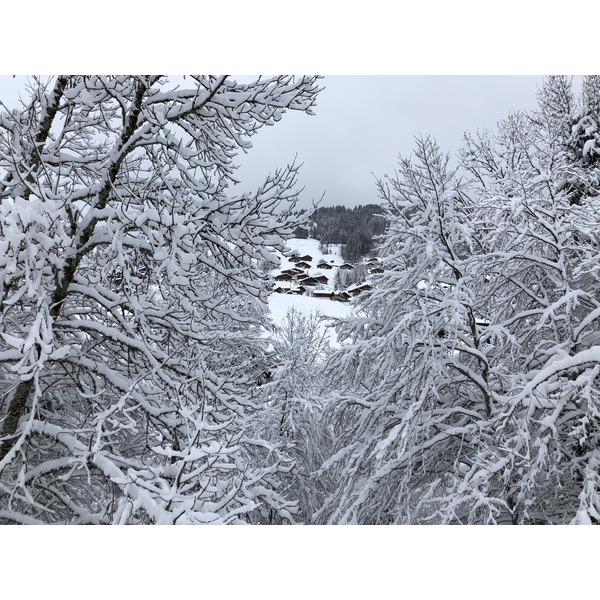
[275,237,343,285]
[267,238,354,343]
[268,291,354,345]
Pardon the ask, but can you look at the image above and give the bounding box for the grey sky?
[0,75,574,209]
[234,76,554,208]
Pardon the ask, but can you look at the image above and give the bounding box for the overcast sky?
[0,75,578,209]
[234,75,558,208]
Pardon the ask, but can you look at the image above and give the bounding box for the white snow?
[268,291,354,347]
[275,238,344,288]
[267,238,354,344]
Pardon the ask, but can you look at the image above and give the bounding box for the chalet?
[366,257,379,264]
[370,267,384,274]
[298,276,320,286]
[317,261,334,269]
[314,275,329,285]
[299,255,313,262]
[280,268,304,277]
[295,261,312,269]
[348,283,373,297]
[339,263,355,270]
[287,285,306,295]
[274,273,294,282]
[313,289,335,299]
[332,291,351,302]
[288,255,302,263]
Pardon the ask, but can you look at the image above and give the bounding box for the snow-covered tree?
[313,77,600,525]
[460,77,600,523]
[315,136,499,524]
[564,75,600,205]
[0,75,321,524]
[249,307,334,522]
[312,78,600,525]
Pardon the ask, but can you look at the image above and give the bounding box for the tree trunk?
[0,78,148,466]
[0,378,35,462]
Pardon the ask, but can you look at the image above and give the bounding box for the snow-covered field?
[268,291,354,344]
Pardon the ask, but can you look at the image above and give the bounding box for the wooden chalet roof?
[274,273,293,281]
[287,286,306,295]
[313,289,334,298]
[347,282,373,296]
[332,290,351,302]
[317,261,334,269]
[297,276,319,286]
[281,267,304,276]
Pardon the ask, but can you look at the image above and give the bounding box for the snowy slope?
[267,238,354,344]
[274,238,344,288]
[268,291,354,345]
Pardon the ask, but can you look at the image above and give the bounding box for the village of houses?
[267,239,384,303]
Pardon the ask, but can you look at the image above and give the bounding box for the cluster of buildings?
[267,252,383,302]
